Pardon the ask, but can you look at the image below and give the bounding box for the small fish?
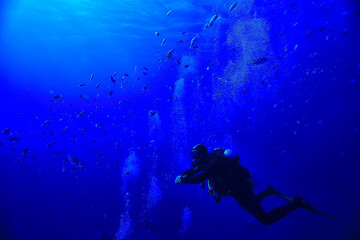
[176,60,182,65]
[95,83,100,89]
[124,73,129,77]
[166,9,172,16]
[79,83,86,87]
[68,156,82,167]
[2,128,10,135]
[189,35,198,49]
[274,32,284,38]
[53,95,62,99]
[205,14,219,29]
[77,111,86,118]
[108,90,113,96]
[46,142,56,147]
[305,30,316,39]
[166,49,175,60]
[291,3,296,7]
[252,57,268,65]
[143,72,147,76]
[144,67,148,71]
[177,39,185,43]
[0,141,2,146]
[9,137,21,142]
[114,71,118,76]
[228,2,238,12]
[181,31,186,35]
[41,120,52,127]
[111,75,116,85]
[161,38,167,45]
[90,73,94,82]
[184,65,189,68]
[149,110,156,117]
[23,148,29,154]
[154,32,160,36]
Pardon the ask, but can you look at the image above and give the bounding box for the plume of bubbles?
[180,207,192,237]
[225,17,271,101]
[146,176,162,210]
[122,151,140,181]
[116,152,140,240]
[180,55,196,74]
[148,111,161,137]
[174,78,185,101]
[116,193,132,240]
[171,78,189,169]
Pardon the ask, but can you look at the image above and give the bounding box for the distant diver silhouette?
[175,144,337,226]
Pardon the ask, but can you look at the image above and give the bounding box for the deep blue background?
[0,0,360,239]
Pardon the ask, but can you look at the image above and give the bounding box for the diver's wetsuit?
[180,152,303,226]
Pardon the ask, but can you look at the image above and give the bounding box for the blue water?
[0,0,360,239]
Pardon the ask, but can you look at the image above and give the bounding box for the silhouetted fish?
[252,57,268,65]
[228,2,238,12]
[189,35,198,49]
[111,75,116,85]
[1,128,10,135]
[161,38,167,45]
[9,137,21,142]
[166,49,175,60]
[204,14,219,29]
[77,111,86,118]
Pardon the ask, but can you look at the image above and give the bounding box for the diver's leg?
[260,200,302,226]
[234,192,303,226]
[256,186,293,203]
[233,193,269,225]
[255,186,276,202]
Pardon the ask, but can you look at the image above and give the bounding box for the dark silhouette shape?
[175,144,336,226]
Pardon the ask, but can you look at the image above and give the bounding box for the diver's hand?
[175,175,182,185]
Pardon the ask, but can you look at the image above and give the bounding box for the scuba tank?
[223,148,259,189]
[208,148,258,193]
[205,148,240,202]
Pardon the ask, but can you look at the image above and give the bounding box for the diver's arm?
[175,167,202,186]
[180,162,215,184]
[181,167,201,178]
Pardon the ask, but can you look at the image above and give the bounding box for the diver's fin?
[304,204,338,220]
[299,196,338,220]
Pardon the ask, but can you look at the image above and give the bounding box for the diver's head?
[190,144,208,167]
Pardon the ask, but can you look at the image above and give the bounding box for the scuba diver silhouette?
[175,144,336,226]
